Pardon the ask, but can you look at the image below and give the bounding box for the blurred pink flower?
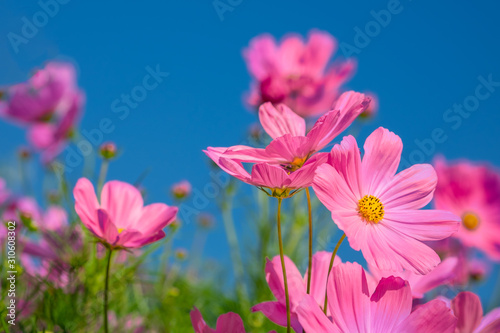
[296,262,457,332]
[313,127,460,274]
[0,62,78,125]
[243,30,356,117]
[73,178,178,249]
[252,252,340,332]
[27,91,84,163]
[191,307,275,333]
[171,180,192,200]
[369,256,460,299]
[433,157,500,260]
[108,312,146,333]
[447,291,500,333]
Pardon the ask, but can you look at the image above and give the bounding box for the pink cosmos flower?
[369,256,459,299]
[446,291,500,333]
[73,178,178,249]
[171,180,192,200]
[313,127,460,274]
[252,252,340,332]
[204,91,369,196]
[296,262,457,333]
[191,307,277,333]
[0,62,78,125]
[243,30,356,117]
[216,91,370,168]
[433,157,500,260]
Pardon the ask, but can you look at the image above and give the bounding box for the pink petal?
[264,255,306,308]
[370,276,412,332]
[97,209,118,245]
[259,102,306,139]
[327,135,363,199]
[139,204,177,236]
[190,307,215,333]
[265,134,312,163]
[361,127,402,196]
[313,163,358,212]
[296,295,337,332]
[383,210,460,241]
[215,313,246,333]
[451,292,483,333]
[251,164,290,189]
[327,262,371,332]
[302,30,336,76]
[243,34,278,80]
[278,34,305,74]
[251,301,288,327]
[396,299,457,333]
[215,145,272,164]
[217,157,252,184]
[306,109,341,152]
[361,224,442,274]
[73,178,101,237]
[43,206,68,231]
[410,257,459,299]
[100,180,144,230]
[27,123,56,149]
[476,307,500,333]
[306,251,341,309]
[379,164,437,210]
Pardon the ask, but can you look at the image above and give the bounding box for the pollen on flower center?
[118,228,125,233]
[358,195,385,224]
[286,156,307,172]
[462,212,480,230]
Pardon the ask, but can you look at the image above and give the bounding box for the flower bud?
[99,142,117,160]
[171,180,191,200]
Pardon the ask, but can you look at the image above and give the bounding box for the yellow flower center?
[117,228,125,233]
[358,195,385,224]
[462,212,480,230]
[285,156,307,172]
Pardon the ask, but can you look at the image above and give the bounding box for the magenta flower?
[296,262,457,332]
[191,307,253,333]
[27,91,84,163]
[0,62,78,125]
[369,256,459,299]
[252,252,341,332]
[313,127,460,274]
[73,178,178,249]
[447,292,500,333]
[243,30,356,117]
[433,157,500,260]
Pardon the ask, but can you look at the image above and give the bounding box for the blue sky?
[1,0,500,303]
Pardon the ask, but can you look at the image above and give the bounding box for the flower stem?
[97,160,109,197]
[323,233,345,314]
[305,188,313,294]
[104,248,113,333]
[277,198,291,333]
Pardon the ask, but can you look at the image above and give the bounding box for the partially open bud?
[197,213,214,229]
[175,248,188,261]
[18,146,31,160]
[359,93,378,120]
[171,180,191,200]
[99,142,117,160]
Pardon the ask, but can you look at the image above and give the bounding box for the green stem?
[323,233,345,314]
[104,248,113,333]
[97,160,109,197]
[277,198,291,333]
[221,196,249,304]
[305,188,313,294]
